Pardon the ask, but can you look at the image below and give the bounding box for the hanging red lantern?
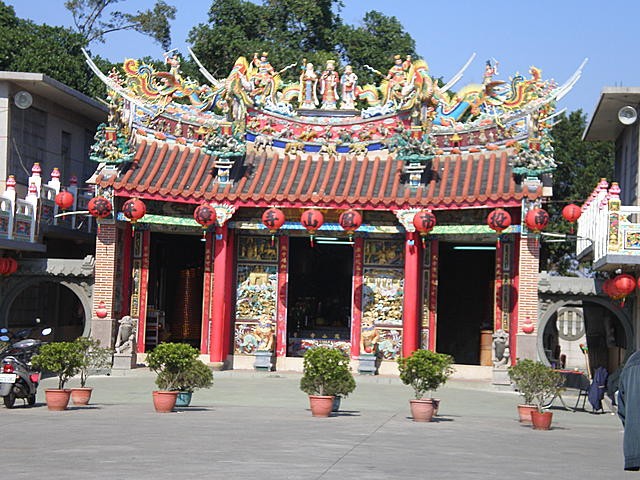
[122,198,146,232]
[561,203,582,233]
[54,190,74,211]
[6,258,17,275]
[262,208,286,245]
[193,203,217,239]
[613,273,636,306]
[88,196,113,219]
[300,209,324,247]
[487,208,512,234]
[0,258,9,275]
[603,278,621,300]
[487,208,512,245]
[412,209,437,247]
[339,209,362,241]
[524,208,549,233]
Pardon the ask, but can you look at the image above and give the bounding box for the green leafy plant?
[157,358,213,393]
[397,349,454,399]
[74,336,112,388]
[32,341,83,390]
[508,359,564,411]
[299,347,356,397]
[146,342,200,391]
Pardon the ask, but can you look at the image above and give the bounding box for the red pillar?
[350,237,364,358]
[427,239,439,351]
[210,224,229,364]
[402,232,421,357]
[222,228,235,360]
[135,230,150,353]
[276,236,289,358]
[200,231,214,354]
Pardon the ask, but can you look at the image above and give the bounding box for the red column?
[200,231,214,354]
[276,236,289,358]
[427,239,439,351]
[136,230,150,353]
[403,232,421,357]
[210,224,229,363]
[350,237,364,358]
[222,228,235,360]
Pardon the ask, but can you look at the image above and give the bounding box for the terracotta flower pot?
[308,395,334,417]
[152,391,178,413]
[45,389,71,411]
[70,387,93,406]
[517,404,537,424]
[409,398,435,422]
[531,410,553,430]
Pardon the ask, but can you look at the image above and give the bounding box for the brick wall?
[92,222,117,347]
[518,236,540,332]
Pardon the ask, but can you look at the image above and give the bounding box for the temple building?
[84,50,586,374]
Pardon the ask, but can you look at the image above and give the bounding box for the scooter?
[0,325,52,408]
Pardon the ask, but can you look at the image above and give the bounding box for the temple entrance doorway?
[287,237,354,356]
[147,233,204,350]
[436,243,495,365]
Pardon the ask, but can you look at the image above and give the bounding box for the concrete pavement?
[0,369,625,479]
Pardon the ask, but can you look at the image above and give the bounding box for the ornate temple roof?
[96,138,529,210]
[84,50,585,210]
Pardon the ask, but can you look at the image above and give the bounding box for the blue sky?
[6,0,639,119]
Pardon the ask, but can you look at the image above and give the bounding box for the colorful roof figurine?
[81,48,586,207]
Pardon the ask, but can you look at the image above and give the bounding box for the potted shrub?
[71,337,112,406]
[170,358,214,407]
[508,359,564,429]
[146,342,200,413]
[31,341,83,411]
[397,349,454,422]
[299,347,356,417]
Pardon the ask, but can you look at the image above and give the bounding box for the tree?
[542,110,614,274]
[336,10,417,84]
[64,0,176,50]
[188,0,416,83]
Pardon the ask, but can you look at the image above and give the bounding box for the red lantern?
[561,203,581,233]
[6,258,17,275]
[262,208,286,245]
[487,208,512,234]
[300,209,324,246]
[193,204,217,239]
[487,208,512,245]
[122,198,146,227]
[524,208,549,233]
[0,258,9,275]
[412,209,437,247]
[88,196,113,219]
[603,278,621,300]
[54,190,74,211]
[613,274,636,306]
[339,209,362,241]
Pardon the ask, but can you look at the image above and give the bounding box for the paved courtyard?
[1,370,625,479]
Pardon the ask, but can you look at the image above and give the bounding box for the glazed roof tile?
[97,140,530,210]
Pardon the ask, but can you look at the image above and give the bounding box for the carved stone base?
[254,350,275,371]
[492,367,512,390]
[112,353,136,370]
[358,354,378,375]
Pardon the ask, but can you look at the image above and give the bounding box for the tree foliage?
[188,0,416,83]
[0,1,115,99]
[65,0,176,50]
[542,110,614,274]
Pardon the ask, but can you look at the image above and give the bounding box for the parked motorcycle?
[0,324,52,408]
